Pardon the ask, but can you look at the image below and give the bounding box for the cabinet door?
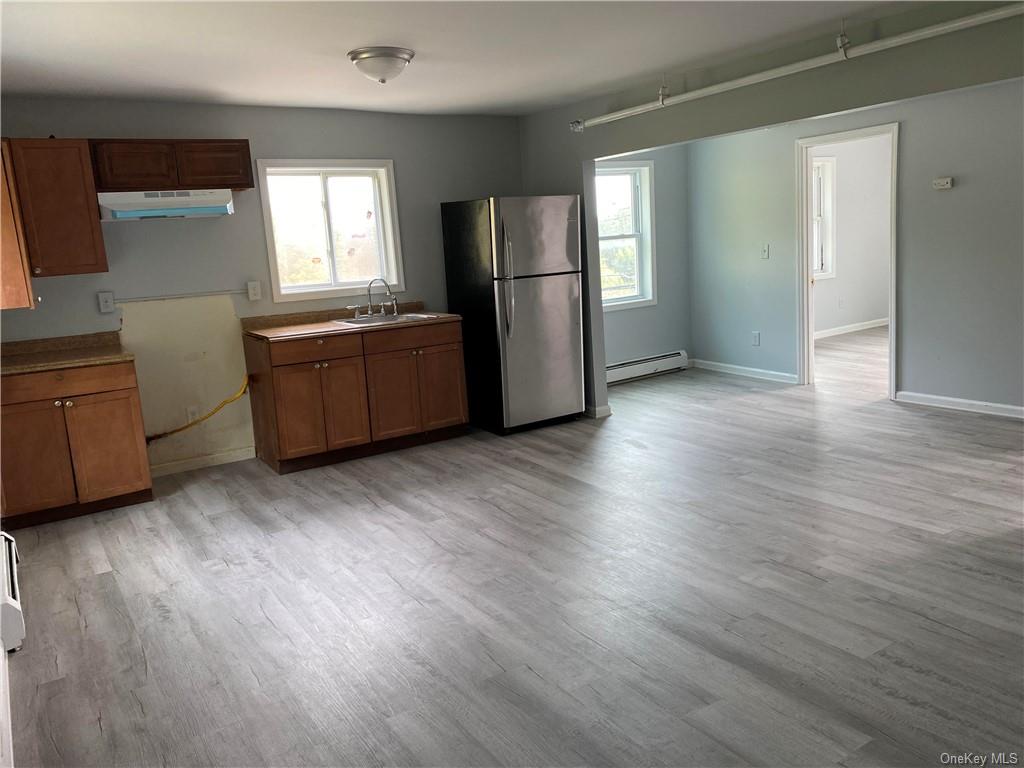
[321,356,371,450]
[0,140,33,310]
[63,389,151,502]
[272,362,328,458]
[1,399,77,516]
[175,140,253,189]
[91,141,178,191]
[365,350,422,441]
[417,343,469,431]
[10,139,107,276]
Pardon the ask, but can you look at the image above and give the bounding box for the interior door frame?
[796,122,899,400]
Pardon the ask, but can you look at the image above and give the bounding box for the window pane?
[596,174,635,237]
[600,237,639,301]
[327,175,384,284]
[266,174,332,289]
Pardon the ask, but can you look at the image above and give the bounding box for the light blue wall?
[686,79,1023,406]
[519,7,1022,411]
[0,97,522,341]
[600,144,689,365]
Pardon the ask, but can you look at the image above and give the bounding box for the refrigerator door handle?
[502,220,514,280]
[507,278,515,339]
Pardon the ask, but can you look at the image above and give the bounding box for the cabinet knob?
[54,400,62,407]
[313,363,321,369]
[316,339,324,345]
[65,400,74,408]
[33,267,41,275]
[322,362,329,368]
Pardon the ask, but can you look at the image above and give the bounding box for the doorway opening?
[797,123,898,399]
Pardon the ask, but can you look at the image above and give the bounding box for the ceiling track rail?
[569,4,1024,132]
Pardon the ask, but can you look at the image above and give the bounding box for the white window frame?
[811,156,836,280]
[595,160,657,311]
[257,158,405,303]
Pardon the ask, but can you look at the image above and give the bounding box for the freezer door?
[495,272,584,428]
[493,196,580,279]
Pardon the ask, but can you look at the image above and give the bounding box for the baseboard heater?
[1,533,24,652]
[607,350,688,384]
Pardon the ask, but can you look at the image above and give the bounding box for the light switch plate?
[247,281,262,301]
[97,291,115,314]
[760,243,770,260]
[752,331,761,347]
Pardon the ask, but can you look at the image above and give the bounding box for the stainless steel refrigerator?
[441,195,584,433]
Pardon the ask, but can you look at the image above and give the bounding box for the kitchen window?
[258,159,404,302]
[595,160,655,310]
[811,156,836,280]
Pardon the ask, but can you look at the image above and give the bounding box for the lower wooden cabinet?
[273,361,329,459]
[244,318,468,472]
[0,362,152,523]
[63,389,150,502]
[366,349,423,441]
[417,343,469,431]
[322,356,372,450]
[0,399,77,515]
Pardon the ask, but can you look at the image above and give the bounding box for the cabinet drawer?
[1,362,137,405]
[269,334,363,367]
[362,321,462,354]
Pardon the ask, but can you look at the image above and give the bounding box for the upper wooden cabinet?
[175,141,253,189]
[92,140,178,191]
[0,140,34,309]
[90,139,253,191]
[9,139,108,277]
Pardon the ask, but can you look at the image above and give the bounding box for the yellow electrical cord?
[146,375,250,444]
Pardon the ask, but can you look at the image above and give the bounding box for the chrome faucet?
[366,278,397,316]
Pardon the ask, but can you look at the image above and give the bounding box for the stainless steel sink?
[335,313,439,327]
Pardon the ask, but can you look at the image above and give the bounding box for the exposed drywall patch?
[119,295,254,474]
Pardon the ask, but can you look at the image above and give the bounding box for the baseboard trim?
[690,359,799,384]
[815,318,888,340]
[586,404,613,419]
[150,446,256,478]
[895,391,1023,420]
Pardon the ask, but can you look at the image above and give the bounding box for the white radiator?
[606,350,688,384]
[1,534,24,653]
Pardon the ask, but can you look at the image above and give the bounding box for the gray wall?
[599,144,689,365]
[811,135,891,333]
[0,97,522,340]
[519,6,1022,411]
[687,79,1022,406]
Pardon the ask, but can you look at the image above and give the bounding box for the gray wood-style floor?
[9,326,1023,767]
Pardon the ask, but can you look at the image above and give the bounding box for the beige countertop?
[1,332,134,375]
[245,312,460,342]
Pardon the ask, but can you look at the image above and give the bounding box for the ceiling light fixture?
[347,46,415,84]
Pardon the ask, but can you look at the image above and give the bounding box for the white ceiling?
[2,1,889,116]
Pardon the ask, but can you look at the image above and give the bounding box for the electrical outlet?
[932,177,953,190]
[760,243,770,260]
[838,297,844,309]
[752,331,761,347]
[247,281,262,301]
[97,291,115,314]
[186,405,200,424]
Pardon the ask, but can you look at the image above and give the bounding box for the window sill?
[603,297,657,313]
[272,281,405,304]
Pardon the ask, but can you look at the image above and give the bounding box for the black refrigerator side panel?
[441,200,504,432]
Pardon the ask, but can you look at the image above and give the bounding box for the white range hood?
[98,189,234,221]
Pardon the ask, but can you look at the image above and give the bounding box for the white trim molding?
[691,359,798,384]
[796,122,898,400]
[585,404,613,419]
[150,446,257,478]
[814,318,888,340]
[895,392,1023,420]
